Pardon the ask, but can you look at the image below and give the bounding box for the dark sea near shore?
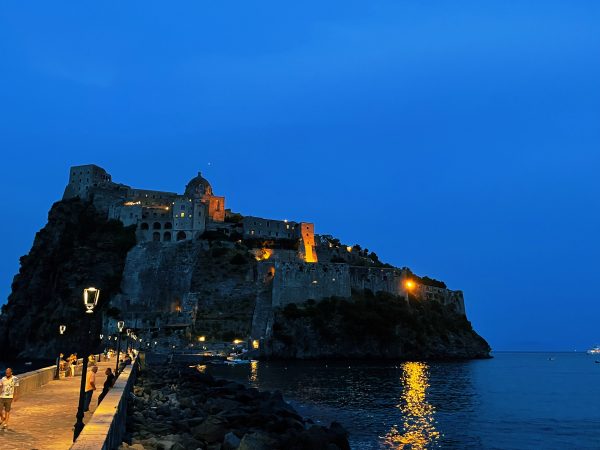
[205,352,600,450]
[0,359,54,374]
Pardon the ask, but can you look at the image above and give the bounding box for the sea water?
[205,352,600,449]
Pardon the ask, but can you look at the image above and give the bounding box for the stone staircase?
[250,279,274,340]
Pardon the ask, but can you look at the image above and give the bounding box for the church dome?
[184,172,213,198]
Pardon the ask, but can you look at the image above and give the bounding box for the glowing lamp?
[252,340,260,350]
[83,287,100,314]
[233,339,242,345]
[59,325,66,335]
[126,328,131,336]
[100,334,104,340]
[405,280,416,290]
[117,321,125,332]
[198,336,206,342]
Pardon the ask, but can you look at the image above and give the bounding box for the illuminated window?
[180,212,185,218]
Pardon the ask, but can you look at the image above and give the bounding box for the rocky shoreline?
[120,363,350,450]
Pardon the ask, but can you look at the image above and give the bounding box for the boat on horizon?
[586,345,600,355]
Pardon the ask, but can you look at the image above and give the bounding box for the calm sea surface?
[205,352,600,450]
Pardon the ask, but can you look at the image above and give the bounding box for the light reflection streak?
[383,362,439,449]
[249,360,258,383]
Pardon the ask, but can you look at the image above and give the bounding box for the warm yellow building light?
[405,280,416,290]
[255,248,273,261]
[346,246,352,252]
[252,340,260,349]
[198,336,206,342]
[233,339,243,345]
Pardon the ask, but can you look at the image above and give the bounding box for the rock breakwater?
[121,363,350,450]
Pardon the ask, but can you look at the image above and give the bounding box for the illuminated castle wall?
[64,164,225,242]
[62,164,317,261]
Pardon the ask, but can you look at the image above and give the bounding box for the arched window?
[176,231,187,241]
[152,232,161,242]
[164,232,172,242]
[164,222,173,230]
[140,222,149,230]
[153,222,161,230]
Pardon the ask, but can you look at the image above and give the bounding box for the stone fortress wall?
[265,261,351,307]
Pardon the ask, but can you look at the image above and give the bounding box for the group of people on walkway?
[0,349,133,432]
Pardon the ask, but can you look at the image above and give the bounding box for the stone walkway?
[0,360,115,450]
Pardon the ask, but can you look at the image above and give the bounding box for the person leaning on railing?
[97,368,116,405]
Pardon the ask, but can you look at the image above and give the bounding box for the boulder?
[223,432,242,450]
[192,416,228,442]
[238,432,278,450]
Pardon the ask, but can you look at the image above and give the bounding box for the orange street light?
[405,280,416,290]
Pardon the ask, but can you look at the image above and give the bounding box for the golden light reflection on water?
[249,360,259,382]
[383,362,440,449]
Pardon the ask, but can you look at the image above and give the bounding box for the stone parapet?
[70,355,140,450]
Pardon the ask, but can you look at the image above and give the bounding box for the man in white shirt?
[0,368,20,430]
[83,366,98,412]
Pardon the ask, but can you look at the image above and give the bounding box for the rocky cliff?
[267,291,490,360]
[0,199,490,361]
[0,199,136,359]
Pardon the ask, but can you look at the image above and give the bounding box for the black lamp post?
[115,320,125,375]
[126,328,132,354]
[73,287,100,442]
[55,325,66,379]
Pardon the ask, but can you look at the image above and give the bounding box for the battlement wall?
[259,261,351,307]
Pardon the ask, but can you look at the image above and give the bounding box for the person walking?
[97,368,115,405]
[83,366,98,412]
[69,354,77,377]
[0,368,20,430]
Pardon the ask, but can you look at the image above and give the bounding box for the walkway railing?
[13,365,56,399]
[70,355,140,450]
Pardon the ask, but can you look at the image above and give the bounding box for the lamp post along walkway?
[73,287,100,442]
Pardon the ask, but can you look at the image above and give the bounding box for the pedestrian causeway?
[0,361,114,450]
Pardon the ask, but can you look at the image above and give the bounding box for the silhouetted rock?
[122,362,350,450]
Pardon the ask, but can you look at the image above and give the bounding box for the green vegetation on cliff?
[271,291,490,360]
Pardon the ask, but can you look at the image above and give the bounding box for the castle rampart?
[259,261,351,307]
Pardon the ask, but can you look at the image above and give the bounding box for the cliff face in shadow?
[0,199,136,359]
[267,292,491,360]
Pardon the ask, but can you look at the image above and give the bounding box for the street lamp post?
[73,287,100,442]
[126,328,131,354]
[55,325,66,379]
[115,320,125,375]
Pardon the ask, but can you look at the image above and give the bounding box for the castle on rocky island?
[63,164,466,345]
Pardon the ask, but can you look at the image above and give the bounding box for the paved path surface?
[0,360,115,450]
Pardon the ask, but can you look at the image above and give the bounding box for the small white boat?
[225,357,251,365]
[587,346,600,355]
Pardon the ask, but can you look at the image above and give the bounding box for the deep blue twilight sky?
[0,2,598,351]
